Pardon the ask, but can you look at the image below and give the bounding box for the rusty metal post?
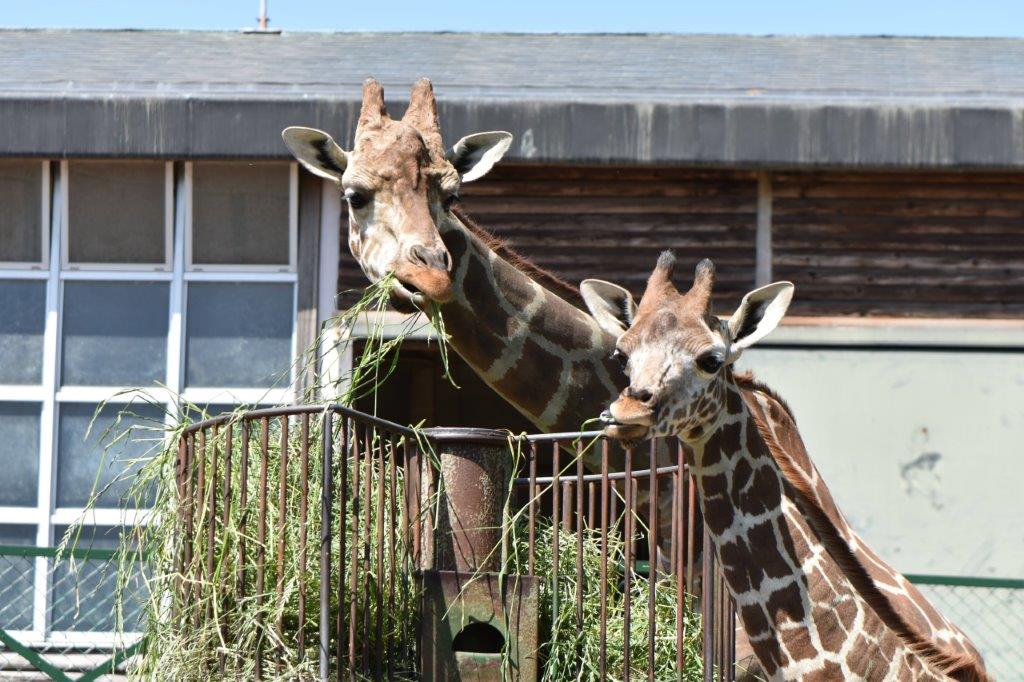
[418,428,511,573]
[418,428,538,681]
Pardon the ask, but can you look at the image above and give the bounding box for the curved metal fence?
[171,405,736,680]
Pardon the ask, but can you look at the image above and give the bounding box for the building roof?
[3,29,1024,167]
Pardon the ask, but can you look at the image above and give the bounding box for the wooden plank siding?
[336,166,1024,319]
[337,165,759,309]
[772,171,1024,318]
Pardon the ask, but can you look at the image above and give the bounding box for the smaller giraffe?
[583,253,989,681]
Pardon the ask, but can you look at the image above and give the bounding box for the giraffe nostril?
[627,387,656,406]
[409,244,449,272]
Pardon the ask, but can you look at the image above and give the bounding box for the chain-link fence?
[1,551,1020,680]
[0,543,146,681]
[907,574,1024,681]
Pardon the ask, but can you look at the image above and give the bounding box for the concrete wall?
[739,323,1024,578]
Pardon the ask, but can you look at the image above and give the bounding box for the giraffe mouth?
[389,281,427,313]
[600,410,651,446]
[393,263,454,307]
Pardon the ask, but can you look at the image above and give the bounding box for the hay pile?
[65,275,708,680]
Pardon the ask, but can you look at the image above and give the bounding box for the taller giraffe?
[281,77,636,462]
[585,253,989,681]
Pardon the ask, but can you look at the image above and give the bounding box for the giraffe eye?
[442,193,460,211]
[695,352,724,374]
[345,188,369,210]
[611,348,629,372]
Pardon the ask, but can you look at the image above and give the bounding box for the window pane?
[67,161,165,264]
[0,525,36,631]
[50,525,146,632]
[0,160,42,263]
[192,162,290,266]
[61,282,169,386]
[0,280,45,384]
[56,402,163,508]
[185,282,293,387]
[0,403,40,506]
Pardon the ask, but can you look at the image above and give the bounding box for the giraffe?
[584,251,990,681]
[282,77,623,437]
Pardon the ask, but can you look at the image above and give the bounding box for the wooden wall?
[772,171,1024,318]
[337,166,1024,319]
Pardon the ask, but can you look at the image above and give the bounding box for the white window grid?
[0,159,300,642]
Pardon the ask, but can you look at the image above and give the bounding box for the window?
[0,159,298,641]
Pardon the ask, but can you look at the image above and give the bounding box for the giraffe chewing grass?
[584,253,990,681]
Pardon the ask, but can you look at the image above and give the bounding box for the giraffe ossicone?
[587,253,989,681]
[282,77,512,313]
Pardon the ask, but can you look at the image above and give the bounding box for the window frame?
[0,160,49,271]
[0,159,300,644]
[59,160,174,272]
[184,161,298,274]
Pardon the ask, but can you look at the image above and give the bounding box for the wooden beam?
[755,171,772,287]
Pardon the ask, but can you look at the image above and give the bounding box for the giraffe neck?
[687,374,985,681]
[436,211,622,433]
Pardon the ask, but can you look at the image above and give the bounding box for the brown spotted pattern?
[601,255,989,681]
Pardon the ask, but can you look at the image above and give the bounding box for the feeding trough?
[163,405,735,680]
[415,428,539,680]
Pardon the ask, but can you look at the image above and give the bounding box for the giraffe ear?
[726,281,794,362]
[281,127,349,182]
[446,131,513,183]
[581,279,637,336]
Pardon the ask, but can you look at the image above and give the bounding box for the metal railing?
[906,573,1024,681]
[173,405,736,680]
[0,544,145,681]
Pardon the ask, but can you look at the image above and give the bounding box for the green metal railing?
[907,574,1024,681]
[0,544,146,681]
[0,541,1019,680]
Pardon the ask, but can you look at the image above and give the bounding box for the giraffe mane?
[450,204,583,306]
[741,380,990,682]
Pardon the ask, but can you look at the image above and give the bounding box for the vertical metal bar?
[702,529,714,682]
[561,481,572,530]
[623,446,633,682]
[687,475,697,608]
[728,593,737,681]
[575,444,584,628]
[386,435,397,680]
[256,416,270,680]
[675,443,685,675]
[347,424,362,675]
[551,442,560,619]
[352,421,364,671]
[527,441,537,575]
[374,432,385,680]
[174,438,186,610]
[598,440,609,680]
[236,421,250,644]
[194,429,207,630]
[219,422,232,675]
[276,416,289,672]
[362,428,373,674]
[647,442,658,681]
[610,485,618,530]
[205,426,218,632]
[318,409,333,682]
[298,414,309,662]
[587,480,596,530]
[336,418,349,673]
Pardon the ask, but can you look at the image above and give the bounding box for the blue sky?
[4,0,1023,36]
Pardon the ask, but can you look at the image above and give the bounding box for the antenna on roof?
[244,0,282,34]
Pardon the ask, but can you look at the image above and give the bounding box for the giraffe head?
[582,252,793,443]
[281,78,513,312]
